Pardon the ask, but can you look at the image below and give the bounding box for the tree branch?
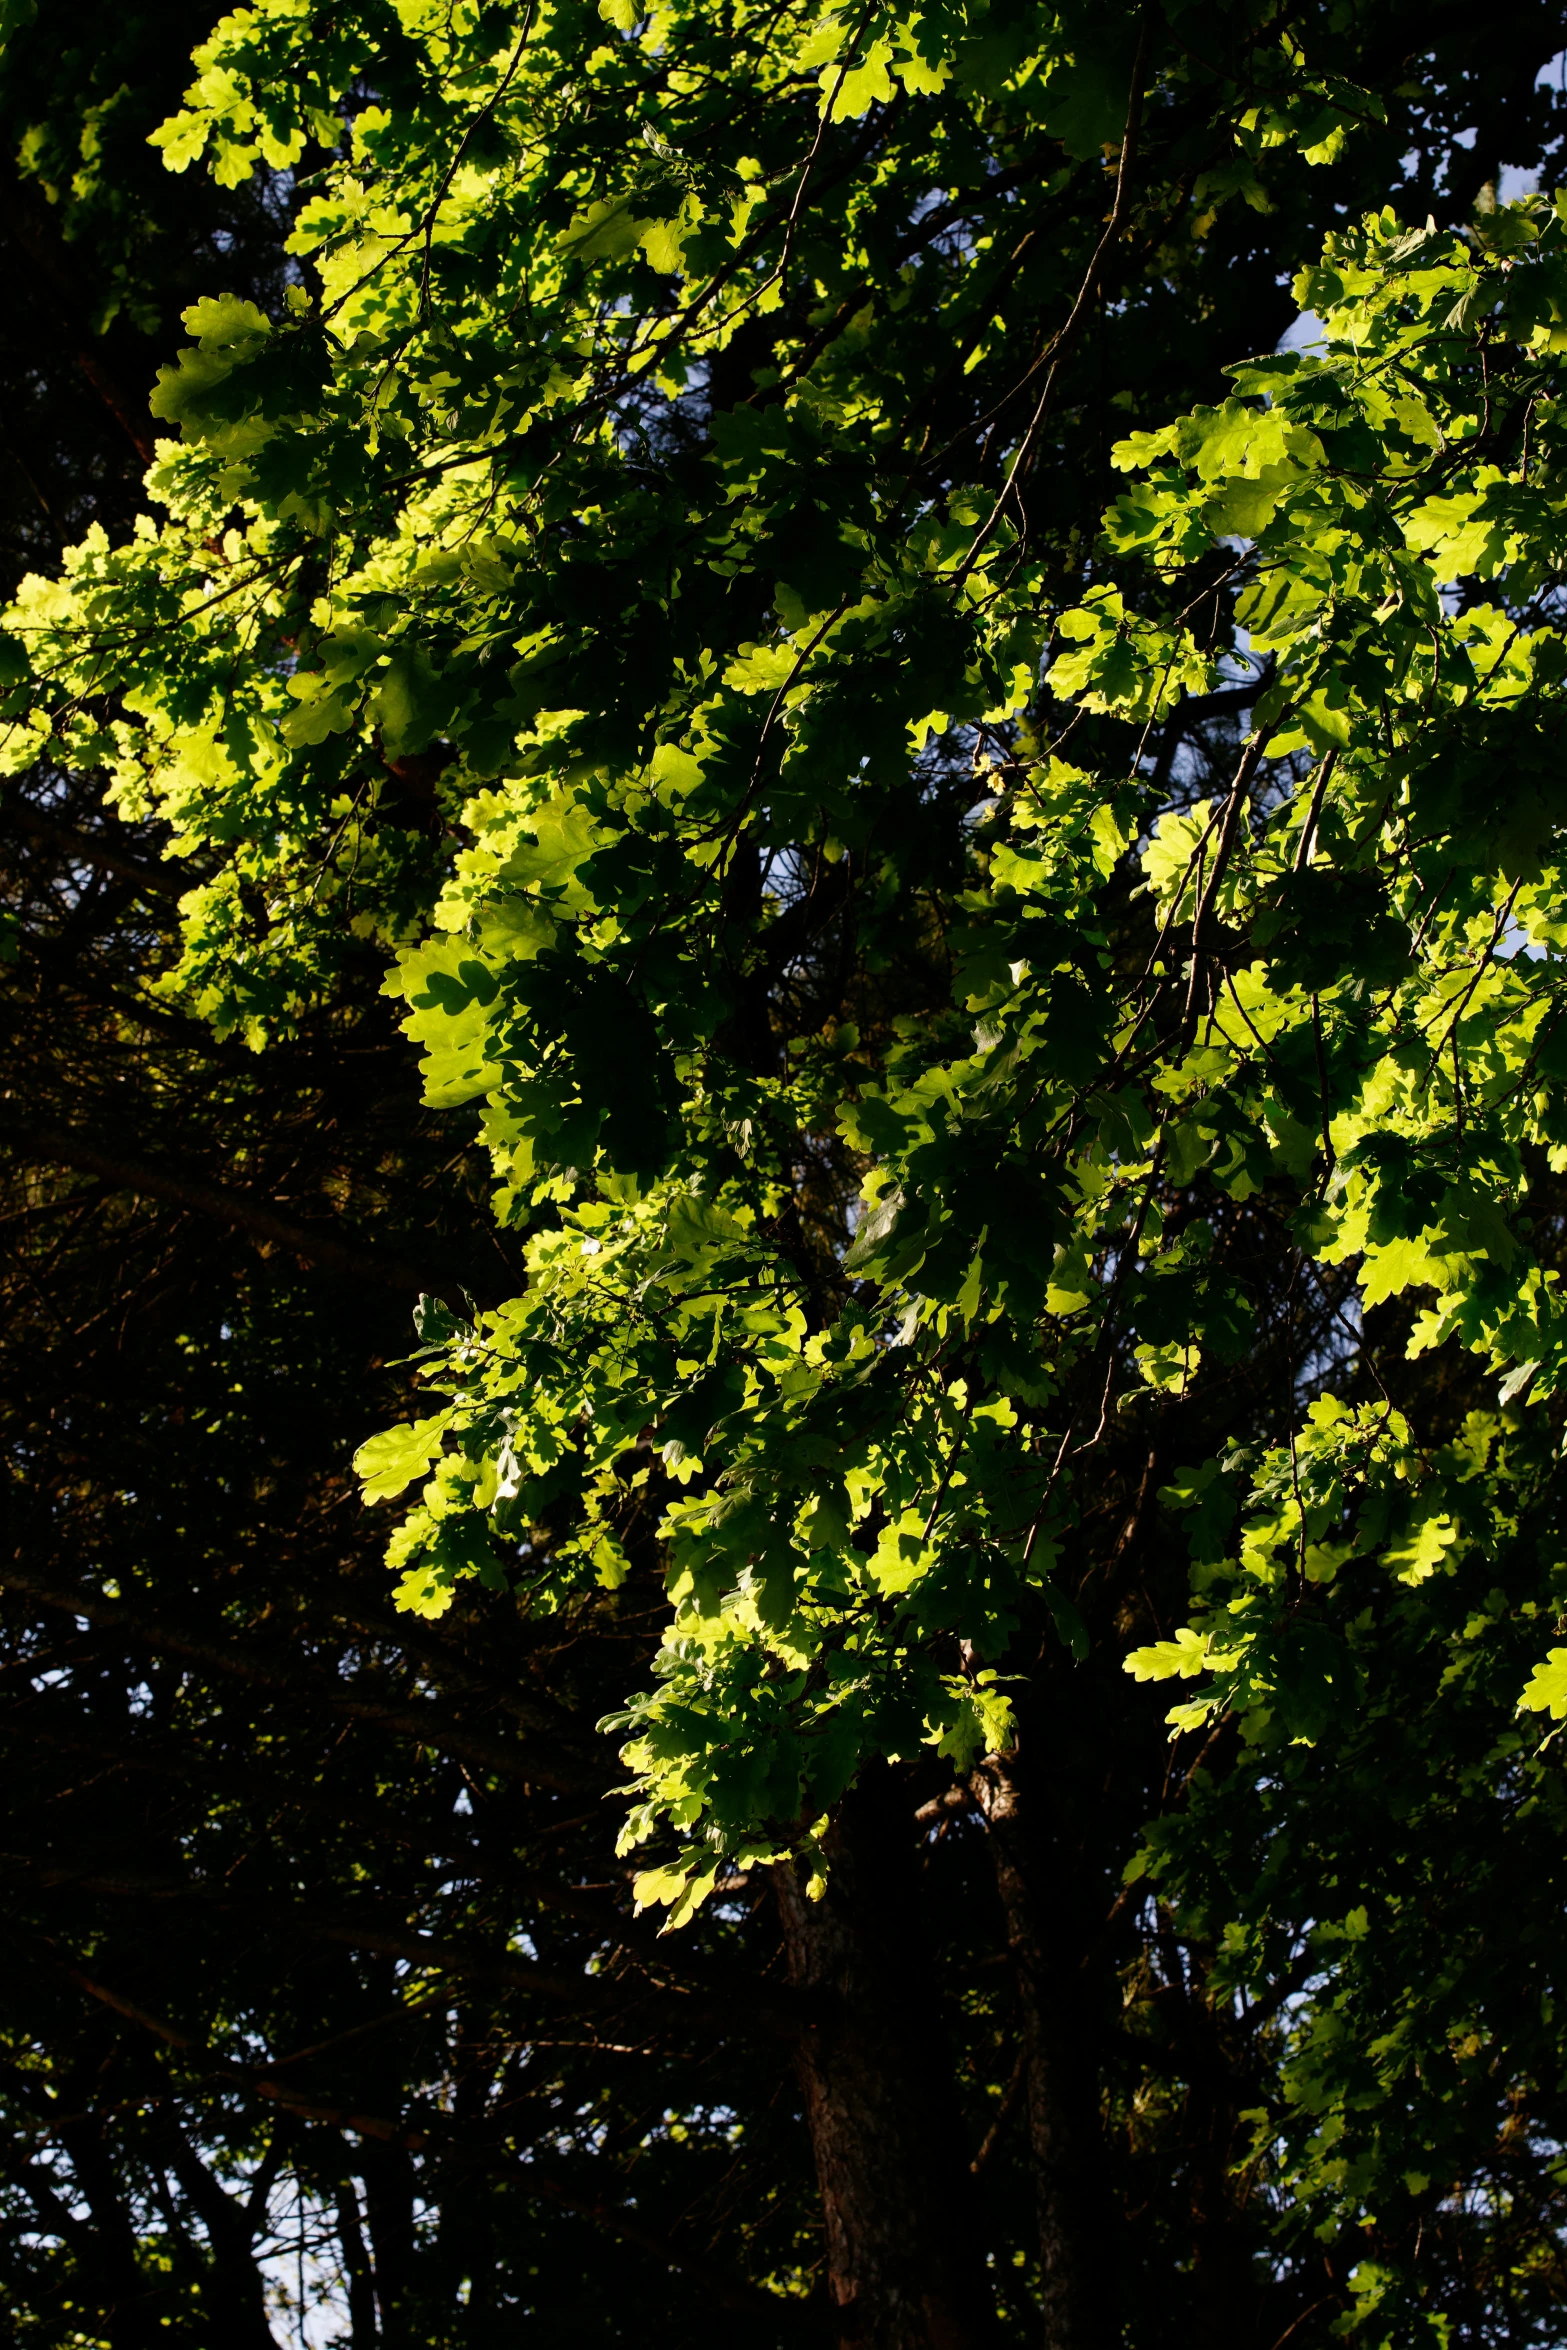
[0,1554,598,1794]
[10,1858,808,2042]
[63,1962,823,2327]
[4,799,192,899]
[0,1107,465,1299]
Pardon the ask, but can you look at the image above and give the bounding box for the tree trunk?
[774,1766,996,2350]
[338,2180,381,2347]
[971,1750,1115,2350]
[362,2141,416,2349]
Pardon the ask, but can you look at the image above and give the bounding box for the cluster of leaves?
[1130,1389,1567,2343]
[1102,203,1567,1724]
[0,15,830,2340]
[9,0,1567,2338]
[0,0,1487,1896]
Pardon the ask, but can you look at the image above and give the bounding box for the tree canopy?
[6,1,1567,2344]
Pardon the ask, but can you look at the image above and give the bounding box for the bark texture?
[972,1749,1116,2350]
[775,1768,996,2350]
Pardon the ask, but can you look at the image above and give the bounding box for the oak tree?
[6,1,1567,2344]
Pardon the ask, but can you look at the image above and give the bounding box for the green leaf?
[1124,1626,1211,1682]
[354,1411,453,1504]
[1519,1647,1567,1720]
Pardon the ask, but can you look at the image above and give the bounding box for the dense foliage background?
[3,4,1567,2347]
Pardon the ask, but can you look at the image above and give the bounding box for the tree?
[6,1,1567,2345]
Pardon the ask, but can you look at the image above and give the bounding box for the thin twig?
[1182,726,1273,1027]
[955,16,1149,584]
[420,12,537,317]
